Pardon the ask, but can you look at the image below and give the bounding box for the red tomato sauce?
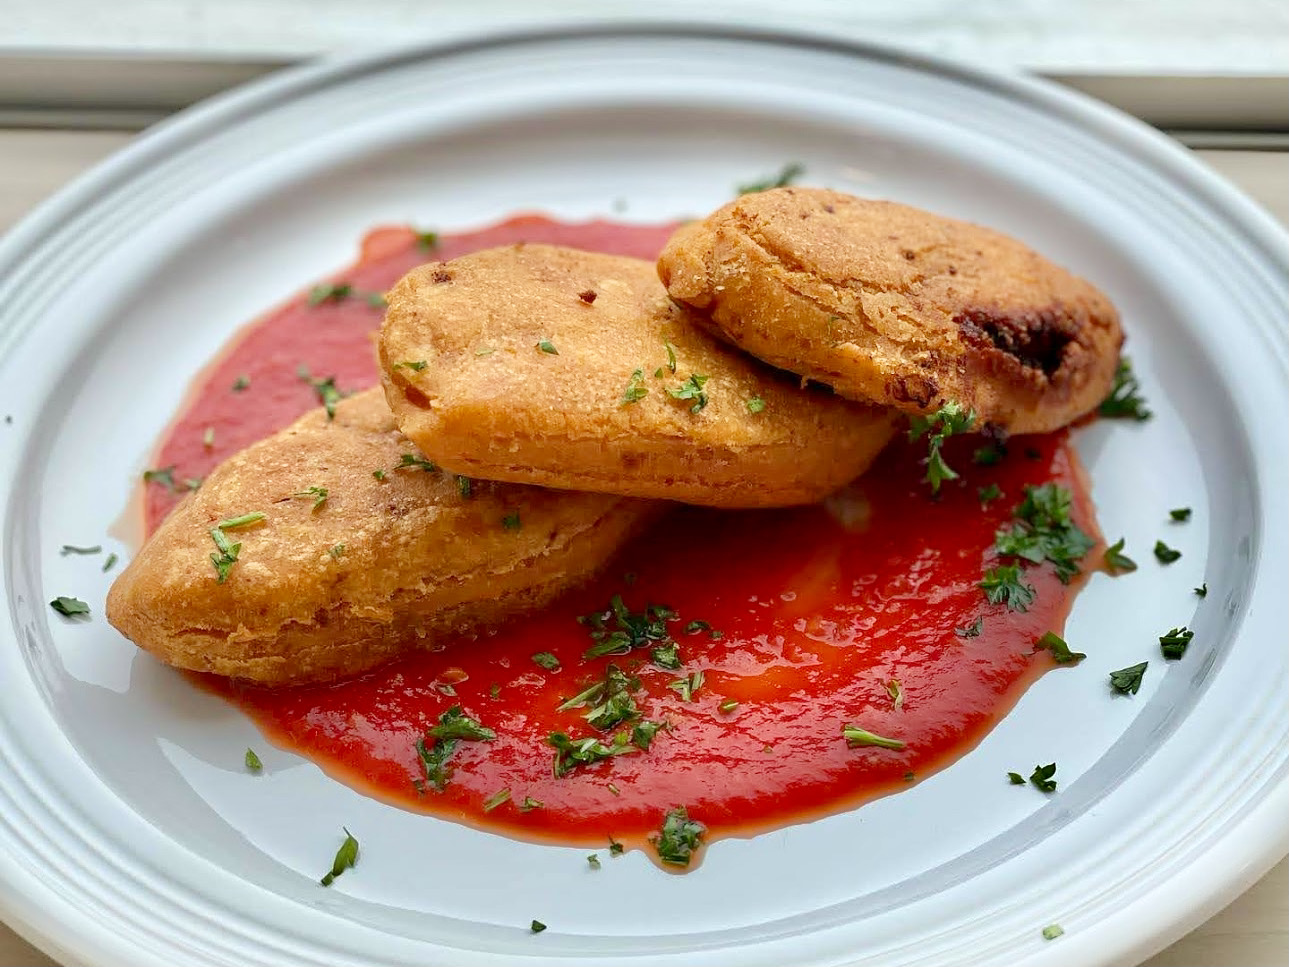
[145,216,1100,862]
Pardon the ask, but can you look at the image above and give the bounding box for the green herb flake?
[231,374,251,392]
[393,359,428,372]
[584,665,643,731]
[718,699,739,714]
[973,444,1003,466]
[475,347,495,357]
[202,426,215,449]
[667,670,705,702]
[415,230,439,250]
[372,468,386,481]
[587,853,601,870]
[1109,661,1148,695]
[143,465,179,492]
[746,396,767,414]
[365,291,388,309]
[319,828,359,886]
[608,837,624,856]
[456,475,473,499]
[649,641,681,669]
[218,512,265,529]
[244,748,263,772]
[1034,631,1086,665]
[297,367,349,420]
[1008,772,1026,785]
[979,564,1036,612]
[579,594,677,661]
[308,282,352,306]
[60,544,101,556]
[908,402,976,495]
[1169,507,1192,522]
[1042,924,1065,941]
[621,368,648,404]
[993,483,1095,583]
[417,705,496,790]
[1104,538,1137,575]
[482,788,511,812]
[955,616,984,638]
[651,806,706,867]
[489,683,502,700]
[208,512,265,583]
[662,339,678,374]
[102,552,118,572]
[1153,540,1182,564]
[667,373,710,413]
[292,485,328,511]
[531,652,561,671]
[607,782,621,796]
[886,679,905,710]
[502,512,522,531]
[978,483,1003,506]
[530,920,547,934]
[683,619,711,634]
[537,339,559,355]
[519,796,543,811]
[397,453,437,472]
[1098,358,1151,421]
[50,596,90,618]
[842,725,906,750]
[631,720,663,751]
[1029,762,1058,793]
[736,162,804,195]
[1195,582,1208,598]
[329,543,345,559]
[548,730,636,778]
[1159,627,1194,660]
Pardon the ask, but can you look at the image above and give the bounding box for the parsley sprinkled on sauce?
[329,543,345,559]
[842,725,906,750]
[1109,661,1148,695]
[621,369,648,404]
[979,564,1035,612]
[908,402,976,494]
[60,544,101,556]
[397,453,436,472]
[1153,540,1182,564]
[662,339,678,374]
[650,641,681,669]
[608,837,624,856]
[1099,358,1151,421]
[320,828,359,886]
[667,671,704,702]
[718,699,739,714]
[1160,627,1194,659]
[536,339,559,355]
[308,283,352,306]
[519,796,543,811]
[393,360,428,371]
[297,366,348,420]
[1195,582,1208,598]
[529,920,547,934]
[1042,924,1065,941]
[631,720,663,750]
[683,619,710,634]
[1008,772,1026,785]
[736,162,804,195]
[886,679,905,710]
[415,230,439,250]
[548,731,636,778]
[208,512,265,583]
[584,665,643,731]
[50,596,90,618]
[978,483,1003,506]
[102,552,118,572]
[1169,507,1192,522]
[292,486,328,511]
[502,512,522,531]
[1034,631,1085,665]
[202,426,215,448]
[244,748,263,772]
[993,484,1095,583]
[973,444,1003,466]
[667,373,710,413]
[365,292,388,309]
[746,396,766,414]
[456,475,473,499]
[416,705,496,791]
[231,374,251,392]
[143,466,180,492]
[955,616,984,638]
[1103,538,1137,574]
[579,594,677,660]
[587,853,601,869]
[482,788,511,812]
[1029,762,1058,793]
[531,652,560,671]
[652,807,706,867]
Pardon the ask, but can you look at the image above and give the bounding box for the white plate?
[1,23,1286,967]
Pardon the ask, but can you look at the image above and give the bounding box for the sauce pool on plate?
[144,216,1100,864]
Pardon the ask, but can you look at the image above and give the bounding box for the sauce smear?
[147,216,1099,858]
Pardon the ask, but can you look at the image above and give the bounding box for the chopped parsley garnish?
[1029,762,1058,793]
[365,292,388,309]
[292,486,328,511]
[415,230,439,250]
[1103,538,1137,574]
[49,596,90,618]
[489,683,502,699]
[457,475,473,499]
[667,373,710,413]
[231,374,251,392]
[1159,627,1194,660]
[651,806,706,867]
[683,619,710,634]
[519,796,543,811]
[978,483,1003,506]
[393,359,428,371]
[1008,772,1026,785]
[530,920,546,934]
[663,339,678,374]
[718,699,739,714]
[886,679,905,710]
[584,665,642,730]
[244,748,263,772]
[955,616,983,638]
[185,476,204,492]
[650,641,682,670]
[579,594,676,660]
[1034,631,1085,664]
[631,720,663,751]
[102,552,118,572]
[296,366,348,420]
[908,402,976,494]
[143,466,180,492]
[502,512,522,531]
[329,543,345,559]
[60,544,101,556]
[1169,507,1192,522]
[736,162,804,195]
[208,512,265,583]
[482,788,511,812]
[548,731,636,778]
[842,725,906,750]
[203,426,215,448]
[992,484,1095,583]
[979,564,1036,612]
[416,705,496,791]
[667,671,704,702]
[536,339,559,355]
[1109,661,1148,695]
[1042,924,1065,941]
[531,652,561,671]
[608,837,624,856]
[610,782,625,796]
[397,453,437,472]
[1098,358,1151,421]
[973,444,1003,466]
[372,468,386,481]
[319,828,358,886]
[218,512,265,529]
[1195,582,1208,598]
[308,283,352,306]
[746,396,766,414]
[587,853,601,870]
[621,368,648,404]
[1153,540,1182,564]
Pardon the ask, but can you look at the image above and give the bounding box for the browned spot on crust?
[402,386,432,409]
[432,268,453,284]
[956,306,1078,377]
[887,373,938,407]
[577,289,597,304]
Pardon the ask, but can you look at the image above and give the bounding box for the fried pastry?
[657,188,1122,434]
[379,245,895,507]
[106,389,656,685]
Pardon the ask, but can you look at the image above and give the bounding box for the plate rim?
[0,18,1286,967]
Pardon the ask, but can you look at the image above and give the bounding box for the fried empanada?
[106,389,656,685]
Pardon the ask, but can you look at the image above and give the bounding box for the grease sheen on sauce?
[146,216,1097,855]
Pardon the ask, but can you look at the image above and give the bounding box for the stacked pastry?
[107,188,1122,685]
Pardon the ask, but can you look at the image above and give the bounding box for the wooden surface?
[0,128,1285,967]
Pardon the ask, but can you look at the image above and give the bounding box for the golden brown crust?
[379,244,895,507]
[105,389,657,685]
[657,188,1123,434]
